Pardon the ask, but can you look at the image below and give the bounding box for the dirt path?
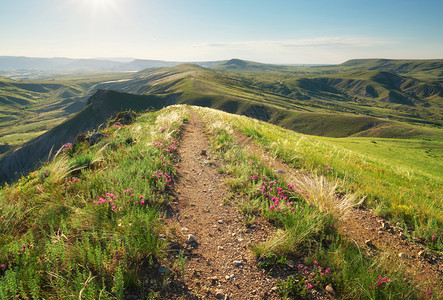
[234,132,443,295]
[163,114,280,299]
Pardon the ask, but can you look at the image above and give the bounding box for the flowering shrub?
[92,189,147,213]
[153,136,178,153]
[62,143,73,152]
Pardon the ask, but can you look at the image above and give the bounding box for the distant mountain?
[0,56,226,73]
[339,59,443,77]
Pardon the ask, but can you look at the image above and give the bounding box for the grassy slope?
[192,106,442,230]
[0,73,133,149]
[2,59,442,150]
[1,105,440,299]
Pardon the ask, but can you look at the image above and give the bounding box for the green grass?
[0,106,189,299]
[196,106,426,299]
[193,106,442,249]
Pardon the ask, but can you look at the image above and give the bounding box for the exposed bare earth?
[158,113,441,299]
[234,131,443,295]
[162,114,281,299]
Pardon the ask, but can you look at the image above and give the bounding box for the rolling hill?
[0,58,442,182]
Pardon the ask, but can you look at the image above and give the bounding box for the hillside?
[0,105,441,299]
[0,59,442,180]
[0,90,174,183]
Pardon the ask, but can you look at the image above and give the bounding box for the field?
[0,106,441,299]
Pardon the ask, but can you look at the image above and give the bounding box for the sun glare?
[82,0,118,14]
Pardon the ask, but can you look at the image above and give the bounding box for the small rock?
[418,250,426,258]
[325,284,335,295]
[381,222,390,230]
[225,274,235,280]
[89,132,105,146]
[274,169,285,174]
[271,286,278,292]
[378,230,384,235]
[187,234,198,244]
[218,220,224,224]
[159,234,166,239]
[233,260,243,267]
[181,227,189,232]
[237,237,244,242]
[286,260,295,268]
[158,265,170,274]
[365,239,373,247]
[201,149,207,156]
[218,246,224,250]
[398,253,409,259]
[215,289,224,299]
[399,232,407,240]
[209,276,218,285]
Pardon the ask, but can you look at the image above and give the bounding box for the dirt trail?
[234,132,443,295]
[163,113,280,299]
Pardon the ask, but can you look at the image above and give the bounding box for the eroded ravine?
[163,113,280,299]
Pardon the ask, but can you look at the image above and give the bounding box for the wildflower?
[140,201,145,205]
[291,207,295,211]
[314,260,318,265]
[140,195,144,200]
[377,281,382,287]
[431,235,436,241]
[306,195,310,199]
[307,282,313,289]
[1,264,5,269]
[369,286,373,290]
[298,264,303,269]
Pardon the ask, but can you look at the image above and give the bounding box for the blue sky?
[0,0,442,64]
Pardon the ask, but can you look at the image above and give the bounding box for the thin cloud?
[200,37,393,49]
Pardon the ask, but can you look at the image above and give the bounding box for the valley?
[0,58,441,299]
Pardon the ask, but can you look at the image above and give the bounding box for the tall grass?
[0,107,189,299]
[194,105,428,299]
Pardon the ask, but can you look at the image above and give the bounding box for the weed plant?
[0,106,189,299]
[195,106,427,299]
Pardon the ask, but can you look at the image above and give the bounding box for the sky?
[0,0,442,64]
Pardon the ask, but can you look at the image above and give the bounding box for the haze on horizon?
[1,0,442,65]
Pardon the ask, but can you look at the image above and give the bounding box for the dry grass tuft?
[290,173,364,219]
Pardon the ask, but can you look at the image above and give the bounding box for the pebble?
[225,274,235,280]
[398,253,409,259]
[325,284,335,295]
[218,220,224,224]
[233,260,243,266]
[286,260,295,268]
[188,234,198,244]
[218,246,224,250]
[215,289,224,299]
[381,222,390,230]
[181,227,189,232]
[418,250,426,258]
